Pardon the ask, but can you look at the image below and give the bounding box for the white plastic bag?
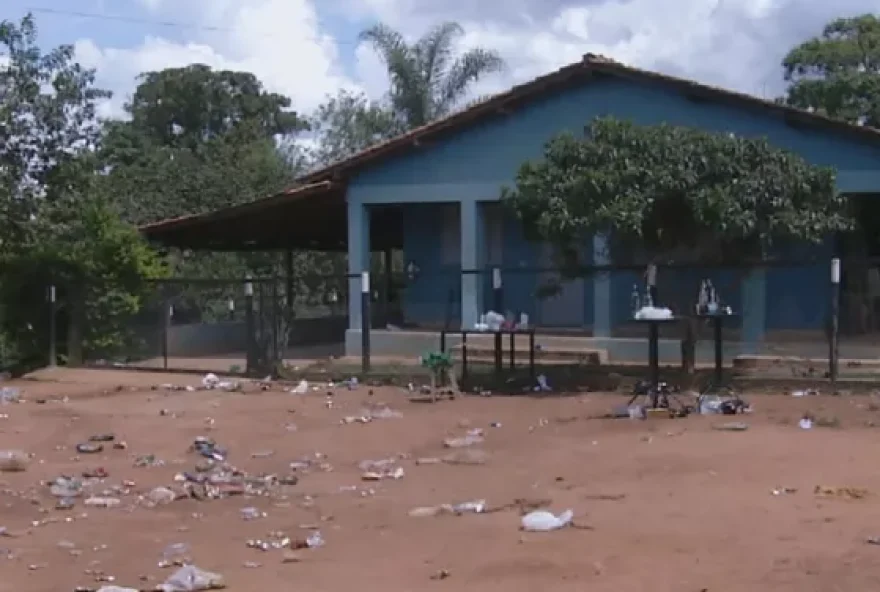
[159,565,224,591]
[521,509,574,532]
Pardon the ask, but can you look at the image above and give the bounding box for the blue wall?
[348,76,880,332]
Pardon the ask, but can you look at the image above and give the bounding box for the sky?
[1,0,876,121]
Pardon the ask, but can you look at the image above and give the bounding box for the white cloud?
[75,0,356,118]
[70,0,880,121]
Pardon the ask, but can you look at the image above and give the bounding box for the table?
[630,317,680,408]
[698,312,738,393]
[440,328,536,383]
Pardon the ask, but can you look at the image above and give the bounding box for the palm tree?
[359,22,505,129]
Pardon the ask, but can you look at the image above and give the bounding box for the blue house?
[143,54,880,362]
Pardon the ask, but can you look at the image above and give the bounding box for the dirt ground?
[3,369,880,591]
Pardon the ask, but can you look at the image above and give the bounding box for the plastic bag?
[49,476,82,497]
[159,565,225,591]
[521,509,574,532]
[0,450,28,472]
[0,387,20,404]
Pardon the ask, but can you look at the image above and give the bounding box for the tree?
[359,21,504,128]
[125,64,306,149]
[0,14,164,369]
[0,14,110,246]
[502,117,850,267]
[782,14,880,127]
[309,89,402,166]
[502,117,852,374]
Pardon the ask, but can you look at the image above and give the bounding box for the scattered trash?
[161,543,191,564]
[76,443,103,454]
[358,458,405,480]
[866,536,880,545]
[89,433,115,442]
[521,509,574,531]
[799,416,813,430]
[240,507,263,520]
[0,387,20,404]
[534,374,551,392]
[814,485,869,500]
[431,569,451,580]
[408,500,487,517]
[191,437,226,461]
[290,531,325,549]
[452,500,486,514]
[84,496,121,508]
[49,476,83,497]
[147,486,177,505]
[791,389,820,397]
[772,487,797,496]
[290,380,308,394]
[0,450,28,472]
[159,564,225,591]
[443,434,484,448]
[699,394,750,415]
[201,374,220,389]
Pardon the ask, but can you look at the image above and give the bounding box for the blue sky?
[2,0,876,120]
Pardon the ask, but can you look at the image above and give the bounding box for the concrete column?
[460,198,485,329]
[741,268,766,353]
[347,200,370,330]
[592,233,611,337]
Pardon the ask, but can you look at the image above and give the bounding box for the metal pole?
[361,271,371,374]
[162,301,171,371]
[830,258,840,387]
[244,278,254,375]
[47,285,56,368]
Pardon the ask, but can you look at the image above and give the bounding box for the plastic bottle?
[630,284,641,316]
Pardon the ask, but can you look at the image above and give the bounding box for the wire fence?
[15,256,880,383]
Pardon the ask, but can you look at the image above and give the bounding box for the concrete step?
[450,343,605,365]
[734,355,880,371]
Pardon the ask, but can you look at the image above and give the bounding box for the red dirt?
[3,368,880,591]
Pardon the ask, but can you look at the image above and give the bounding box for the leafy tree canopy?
[502,117,851,266]
[783,14,880,127]
[123,64,306,149]
[0,14,164,367]
[309,89,402,166]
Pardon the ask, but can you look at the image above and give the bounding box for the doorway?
[839,194,880,336]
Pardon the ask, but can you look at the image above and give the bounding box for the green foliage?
[309,90,403,165]
[421,351,452,371]
[783,14,880,126]
[126,64,306,148]
[502,117,851,266]
[359,21,504,128]
[0,13,165,369]
[0,14,110,243]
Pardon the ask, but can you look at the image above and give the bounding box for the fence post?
[244,278,255,375]
[47,285,56,368]
[361,271,371,374]
[829,258,840,388]
[161,299,171,371]
[492,267,503,312]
